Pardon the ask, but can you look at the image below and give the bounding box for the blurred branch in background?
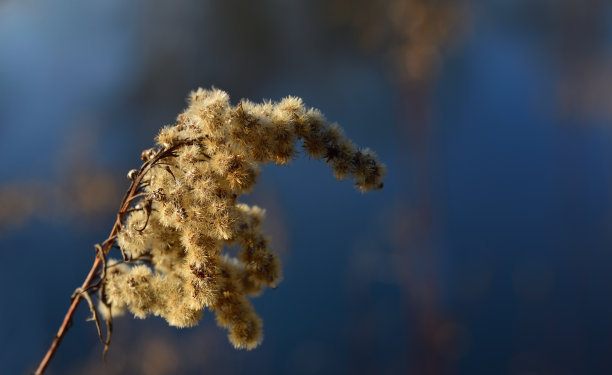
[0,168,119,237]
[551,0,612,121]
[321,0,469,374]
[0,182,47,237]
[324,0,466,85]
[0,127,122,238]
[559,56,612,121]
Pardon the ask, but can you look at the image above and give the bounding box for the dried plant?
[35,87,385,374]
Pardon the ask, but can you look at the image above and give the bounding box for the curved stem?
[34,252,105,375]
[34,143,188,374]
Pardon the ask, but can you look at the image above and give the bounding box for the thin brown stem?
[34,143,189,375]
[33,239,112,375]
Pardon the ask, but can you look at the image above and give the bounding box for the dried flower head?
[102,87,385,350]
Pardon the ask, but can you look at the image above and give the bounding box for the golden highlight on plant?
[35,87,385,374]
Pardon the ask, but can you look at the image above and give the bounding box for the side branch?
[34,243,111,375]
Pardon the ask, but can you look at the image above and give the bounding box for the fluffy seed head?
[104,87,385,351]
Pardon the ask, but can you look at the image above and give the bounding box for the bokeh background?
[1,0,612,374]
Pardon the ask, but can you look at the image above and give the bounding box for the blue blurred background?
[1,1,612,374]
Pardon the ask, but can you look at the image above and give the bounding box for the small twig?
[71,287,109,358]
[101,235,117,248]
[125,192,149,204]
[152,163,177,182]
[100,295,113,362]
[135,199,153,233]
[135,182,150,194]
[85,245,110,292]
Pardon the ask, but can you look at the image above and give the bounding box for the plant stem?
[34,246,109,375]
[34,143,190,374]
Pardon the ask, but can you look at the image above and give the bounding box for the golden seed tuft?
[104,87,385,351]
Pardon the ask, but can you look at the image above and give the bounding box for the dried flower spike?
[35,87,385,375]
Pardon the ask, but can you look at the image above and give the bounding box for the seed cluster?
[102,87,385,349]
